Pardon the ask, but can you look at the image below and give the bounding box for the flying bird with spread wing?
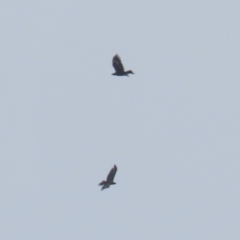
[112,54,134,76]
[99,165,117,191]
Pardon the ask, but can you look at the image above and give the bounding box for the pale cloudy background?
[0,1,239,239]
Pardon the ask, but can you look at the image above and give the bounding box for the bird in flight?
[112,54,134,76]
[99,165,117,191]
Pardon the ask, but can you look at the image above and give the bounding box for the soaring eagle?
[99,165,117,191]
[112,54,134,76]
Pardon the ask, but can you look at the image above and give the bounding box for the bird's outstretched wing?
[112,55,124,73]
[106,165,117,183]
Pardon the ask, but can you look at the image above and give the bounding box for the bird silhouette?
[99,165,117,191]
[112,54,134,76]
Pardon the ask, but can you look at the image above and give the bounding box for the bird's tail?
[99,181,106,186]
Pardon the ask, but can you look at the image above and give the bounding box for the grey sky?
[0,1,240,239]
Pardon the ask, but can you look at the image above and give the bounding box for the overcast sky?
[0,1,240,239]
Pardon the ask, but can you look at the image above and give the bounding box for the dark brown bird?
[99,165,117,191]
[112,54,134,76]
